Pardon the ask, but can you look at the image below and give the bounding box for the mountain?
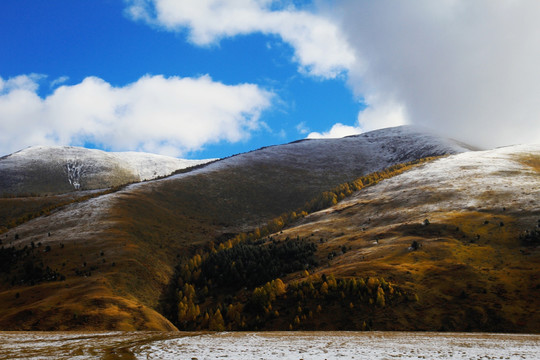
[4,126,535,332]
[0,145,213,195]
[261,143,540,331]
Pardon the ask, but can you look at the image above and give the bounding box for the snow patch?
[65,161,85,189]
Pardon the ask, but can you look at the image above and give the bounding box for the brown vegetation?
[1,145,537,333]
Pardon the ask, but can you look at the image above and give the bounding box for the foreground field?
[0,331,538,359]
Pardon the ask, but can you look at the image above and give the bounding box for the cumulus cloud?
[0,74,44,94]
[307,122,361,139]
[0,74,272,157]
[335,0,540,148]
[356,97,406,133]
[125,0,355,78]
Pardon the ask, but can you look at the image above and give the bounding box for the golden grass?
[0,194,81,233]
[0,277,176,331]
[517,154,540,173]
[0,186,126,234]
[273,205,540,332]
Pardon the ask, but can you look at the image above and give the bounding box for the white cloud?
[296,121,309,134]
[0,74,44,94]
[356,97,406,133]
[50,76,69,88]
[335,0,540,148]
[307,122,361,139]
[0,74,273,157]
[125,0,355,78]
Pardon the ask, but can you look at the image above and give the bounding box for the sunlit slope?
[273,144,540,332]
[0,145,211,195]
[0,126,468,330]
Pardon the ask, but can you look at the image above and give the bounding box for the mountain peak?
[0,145,212,195]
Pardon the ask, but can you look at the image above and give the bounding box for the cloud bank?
[0,74,272,157]
[307,123,360,139]
[125,0,355,78]
[335,0,540,148]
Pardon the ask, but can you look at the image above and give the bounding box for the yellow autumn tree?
[320,281,329,296]
[209,309,225,331]
[376,286,386,307]
[274,278,287,296]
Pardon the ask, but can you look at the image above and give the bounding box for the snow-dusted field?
[311,143,540,226]
[0,331,538,360]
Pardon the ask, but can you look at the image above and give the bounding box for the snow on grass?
[0,145,213,193]
[133,332,540,360]
[7,190,119,248]
[159,125,470,182]
[5,126,474,246]
[0,331,538,360]
[335,143,540,223]
[109,151,212,181]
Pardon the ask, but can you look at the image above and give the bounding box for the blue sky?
[0,0,362,159]
[1,1,539,158]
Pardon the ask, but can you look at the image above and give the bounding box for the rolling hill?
[260,144,540,332]
[0,145,212,195]
[2,126,537,332]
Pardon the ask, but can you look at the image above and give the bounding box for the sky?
[1,0,539,159]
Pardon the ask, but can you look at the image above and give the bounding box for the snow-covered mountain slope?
[0,146,212,195]
[165,125,471,181]
[288,143,540,235]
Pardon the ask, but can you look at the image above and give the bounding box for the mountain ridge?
[0,145,213,195]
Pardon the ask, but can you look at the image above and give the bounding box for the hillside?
[233,144,539,332]
[0,145,212,195]
[0,126,478,330]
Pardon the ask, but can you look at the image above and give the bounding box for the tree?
[367,277,379,291]
[320,281,329,296]
[209,309,225,331]
[274,278,286,296]
[376,287,386,307]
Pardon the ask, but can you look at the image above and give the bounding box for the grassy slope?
[0,159,138,196]
[0,196,177,330]
[104,163,385,318]
[0,161,369,331]
[0,189,123,234]
[269,149,540,332]
[0,194,88,233]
